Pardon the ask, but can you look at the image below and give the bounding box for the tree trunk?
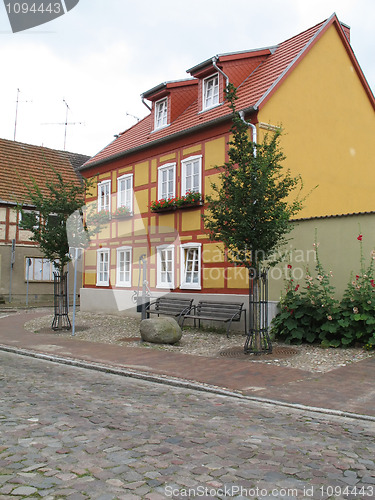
[244,266,272,355]
[52,271,71,331]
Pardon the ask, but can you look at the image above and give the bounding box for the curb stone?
[1,344,374,423]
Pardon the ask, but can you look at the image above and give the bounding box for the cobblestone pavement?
[0,351,374,500]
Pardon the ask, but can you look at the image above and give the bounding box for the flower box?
[112,212,133,219]
[112,207,132,219]
[150,192,204,213]
[152,207,177,214]
[178,200,204,209]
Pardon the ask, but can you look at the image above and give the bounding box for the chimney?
[340,22,350,43]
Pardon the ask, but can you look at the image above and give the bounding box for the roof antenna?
[41,99,85,150]
[14,88,32,142]
[126,112,140,122]
[63,99,70,150]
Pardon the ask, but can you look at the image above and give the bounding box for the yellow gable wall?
[259,24,375,219]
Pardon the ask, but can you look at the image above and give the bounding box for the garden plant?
[271,232,375,350]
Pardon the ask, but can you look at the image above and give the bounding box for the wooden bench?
[181,300,246,337]
[145,296,193,325]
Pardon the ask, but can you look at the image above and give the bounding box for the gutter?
[0,199,34,209]
[80,108,257,171]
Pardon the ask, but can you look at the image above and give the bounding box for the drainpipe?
[212,56,230,89]
[141,97,151,112]
[239,110,257,157]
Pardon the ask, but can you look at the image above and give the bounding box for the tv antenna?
[41,99,85,150]
[126,112,140,122]
[14,88,32,141]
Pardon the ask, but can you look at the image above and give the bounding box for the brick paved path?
[0,351,374,499]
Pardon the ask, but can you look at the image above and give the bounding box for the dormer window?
[155,97,168,129]
[203,74,219,110]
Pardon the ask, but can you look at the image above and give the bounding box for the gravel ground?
[24,310,374,374]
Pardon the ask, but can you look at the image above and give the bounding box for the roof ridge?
[254,14,336,109]
[0,137,90,157]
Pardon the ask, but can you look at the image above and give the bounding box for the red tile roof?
[0,138,89,205]
[82,14,374,170]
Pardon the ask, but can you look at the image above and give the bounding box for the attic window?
[203,73,219,110]
[154,97,168,130]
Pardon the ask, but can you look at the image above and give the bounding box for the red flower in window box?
[150,192,203,213]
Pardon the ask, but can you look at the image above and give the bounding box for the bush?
[271,233,375,349]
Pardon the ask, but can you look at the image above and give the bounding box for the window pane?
[160,166,174,199]
[183,247,199,285]
[35,258,43,280]
[159,248,173,286]
[204,75,219,108]
[42,259,51,280]
[156,99,167,128]
[117,249,131,285]
[99,182,110,211]
[183,159,201,195]
[119,177,132,210]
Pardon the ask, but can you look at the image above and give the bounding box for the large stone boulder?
[140,317,182,345]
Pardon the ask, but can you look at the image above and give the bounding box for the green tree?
[19,170,89,274]
[203,84,306,351]
[18,168,101,330]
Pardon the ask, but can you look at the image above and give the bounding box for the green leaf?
[305,331,317,343]
[321,322,339,333]
[284,317,298,331]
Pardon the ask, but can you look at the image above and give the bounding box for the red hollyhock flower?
[357,235,363,241]
[287,264,292,269]
[295,284,300,291]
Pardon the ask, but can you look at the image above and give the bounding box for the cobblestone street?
[0,351,374,499]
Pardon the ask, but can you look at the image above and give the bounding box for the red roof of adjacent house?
[82,13,374,170]
[0,138,89,205]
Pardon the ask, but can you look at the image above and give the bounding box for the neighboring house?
[78,13,375,320]
[0,138,89,305]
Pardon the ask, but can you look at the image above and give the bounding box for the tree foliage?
[18,169,90,274]
[203,84,305,271]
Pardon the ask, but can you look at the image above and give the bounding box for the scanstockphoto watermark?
[3,0,80,33]
[165,484,375,498]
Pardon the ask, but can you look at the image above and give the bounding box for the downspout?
[212,56,230,89]
[239,110,257,157]
[141,97,151,112]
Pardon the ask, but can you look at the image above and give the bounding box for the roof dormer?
[187,48,275,112]
[141,79,198,132]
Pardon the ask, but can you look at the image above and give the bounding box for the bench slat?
[146,297,193,325]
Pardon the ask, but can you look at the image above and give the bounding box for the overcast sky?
[0,0,374,157]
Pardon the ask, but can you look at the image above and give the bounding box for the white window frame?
[98,180,111,213]
[117,174,133,213]
[116,246,132,287]
[19,209,40,229]
[97,248,110,286]
[203,73,220,110]
[180,243,201,290]
[154,97,168,130]
[181,155,202,196]
[156,245,175,289]
[25,257,58,282]
[158,163,176,200]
